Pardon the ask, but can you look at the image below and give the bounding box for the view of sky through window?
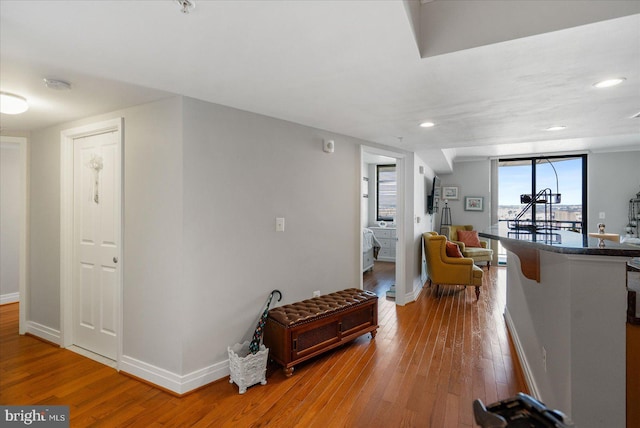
[499,158,582,205]
[498,157,584,229]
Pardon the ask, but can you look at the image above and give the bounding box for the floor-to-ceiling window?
[497,154,587,262]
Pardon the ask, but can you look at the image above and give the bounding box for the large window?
[376,164,396,222]
[498,155,587,232]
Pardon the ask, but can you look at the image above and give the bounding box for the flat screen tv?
[427,176,441,214]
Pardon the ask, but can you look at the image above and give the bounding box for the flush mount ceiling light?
[419,121,435,128]
[593,77,626,88]
[175,0,195,14]
[545,125,567,131]
[0,92,29,115]
[43,78,72,90]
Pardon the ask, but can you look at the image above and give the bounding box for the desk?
[480,225,640,428]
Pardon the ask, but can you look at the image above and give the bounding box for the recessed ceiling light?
[419,121,435,128]
[0,92,29,115]
[43,78,72,90]
[593,78,626,88]
[545,126,566,131]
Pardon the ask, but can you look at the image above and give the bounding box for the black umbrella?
[249,289,282,354]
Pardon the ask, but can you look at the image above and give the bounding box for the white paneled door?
[73,130,121,360]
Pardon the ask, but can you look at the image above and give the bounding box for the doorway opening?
[360,146,406,305]
[0,136,27,334]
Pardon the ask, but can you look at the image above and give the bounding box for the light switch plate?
[276,217,285,232]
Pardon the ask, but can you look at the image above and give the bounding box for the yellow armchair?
[423,232,483,300]
[441,225,493,269]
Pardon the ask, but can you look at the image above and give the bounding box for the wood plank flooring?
[363,261,396,298]
[0,266,527,427]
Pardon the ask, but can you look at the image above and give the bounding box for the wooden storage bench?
[263,288,378,376]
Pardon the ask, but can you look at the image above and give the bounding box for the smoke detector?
[176,0,195,14]
[43,78,72,90]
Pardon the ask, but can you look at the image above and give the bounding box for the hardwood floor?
[1,266,527,427]
[363,261,396,297]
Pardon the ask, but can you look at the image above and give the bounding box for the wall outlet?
[542,346,547,372]
[313,290,321,297]
[599,212,606,219]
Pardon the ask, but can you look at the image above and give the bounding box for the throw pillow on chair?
[457,230,482,248]
[445,241,464,258]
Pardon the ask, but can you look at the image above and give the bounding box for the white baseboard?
[181,360,230,393]
[0,292,19,305]
[407,280,423,302]
[25,321,61,346]
[504,309,541,400]
[23,316,229,395]
[22,317,229,396]
[120,355,230,395]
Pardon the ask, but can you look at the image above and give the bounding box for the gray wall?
[121,97,184,373]
[413,155,437,290]
[29,96,184,372]
[29,125,62,327]
[588,151,640,236]
[27,95,376,381]
[438,159,492,231]
[1,143,20,299]
[180,97,362,373]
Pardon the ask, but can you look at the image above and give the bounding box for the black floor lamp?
[440,199,452,233]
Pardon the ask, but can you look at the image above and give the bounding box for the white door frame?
[360,145,407,306]
[0,136,28,334]
[60,118,123,366]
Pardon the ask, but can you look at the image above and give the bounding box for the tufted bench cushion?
[264,288,378,376]
[267,288,378,328]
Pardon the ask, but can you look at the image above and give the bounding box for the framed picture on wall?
[442,186,459,200]
[464,196,484,211]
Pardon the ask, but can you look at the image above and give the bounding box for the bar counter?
[480,223,640,257]
[479,224,638,428]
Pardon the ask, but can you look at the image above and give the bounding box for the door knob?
[113,257,118,263]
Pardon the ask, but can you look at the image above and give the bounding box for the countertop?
[479,223,640,257]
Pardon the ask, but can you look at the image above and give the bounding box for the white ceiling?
[1,1,639,172]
